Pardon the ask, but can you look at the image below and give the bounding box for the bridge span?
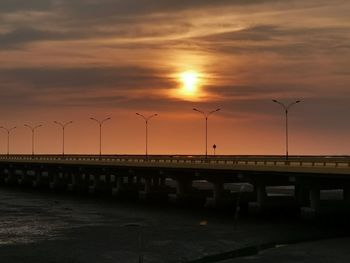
[1,155,350,216]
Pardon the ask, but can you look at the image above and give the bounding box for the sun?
[180,71,199,96]
[170,70,205,101]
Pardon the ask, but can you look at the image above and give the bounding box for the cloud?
[204,84,309,99]
[0,66,172,90]
[0,27,79,50]
[57,0,278,18]
[0,66,178,111]
[0,0,52,13]
[188,25,350,56]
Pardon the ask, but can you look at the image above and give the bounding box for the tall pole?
[286,109,288,160]
[136,113,158,159]
[24,124,42,156]
[272,100,301,160]
[0,126,16,157]
[205,117,208,158]
[90,117,111,157]
[146,120,148,157]
[193,108,220,159]
[54,121,73,156]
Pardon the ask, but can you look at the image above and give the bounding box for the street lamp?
[24,124,42,156]
[136,113,158,159]
[0,126,16,157]
[90,117,111,157]
[272,100,301,160]
[193,108,220,159]
[54,121,73,156]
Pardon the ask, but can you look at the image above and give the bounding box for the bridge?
[1,154,350,216]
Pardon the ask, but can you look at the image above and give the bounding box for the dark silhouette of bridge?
[1,154,350,216]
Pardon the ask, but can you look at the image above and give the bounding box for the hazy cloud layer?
[0,0,349,155]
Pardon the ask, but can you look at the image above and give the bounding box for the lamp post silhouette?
[0,126,16,157]
[90,117,111,157]
[24,124,42,156]
[193,108,220,159]
[136,113,158,159]
[272,100,301,160]
[54,121,73,156]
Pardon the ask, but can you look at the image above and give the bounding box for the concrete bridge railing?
[1,154,350,169]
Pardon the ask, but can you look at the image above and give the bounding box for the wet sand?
[0,188,349,262]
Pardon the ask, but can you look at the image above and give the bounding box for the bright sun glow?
[180,71,199,96]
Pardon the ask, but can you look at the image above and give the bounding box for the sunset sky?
[0,0,350,155]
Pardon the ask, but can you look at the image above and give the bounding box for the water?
[0,188,348,262]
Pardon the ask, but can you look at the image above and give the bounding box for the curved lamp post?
[272,100,301,160]
[90,117,111,157]
[193,108,220,159]
[24,124,43,156]
[0,126,17,157]
[136,113,158,159]
[54,121,73,156]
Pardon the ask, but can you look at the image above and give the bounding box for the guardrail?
[0,155,350,168]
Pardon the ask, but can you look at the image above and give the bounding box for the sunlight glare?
[180,71,199,97]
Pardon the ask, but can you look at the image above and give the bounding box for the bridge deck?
[1,155,350,176]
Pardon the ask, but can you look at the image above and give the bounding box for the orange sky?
[0,0,350,155]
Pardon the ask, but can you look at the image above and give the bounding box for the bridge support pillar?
[113,176,125,196]
[170,179,207,205]
[112,176,139,199]
[67,173,77,192]
[49,171,67,191]
[144,178,152,194]
[128,176,134,184]
[111,175,117,195]
[116,177,124,191]
[76,173,89,193]
[295,185,309,206]
[213,182,224,201]
[4,169,16,185]
[49,172,58,190]
[343,186,350,202]
[88,174,97,194]
[256,185,266,205]
[248,184,266,213]
[176,179,191,198]
[33,170,43,188]
[18,171,30,187]
[309,187,320,211]
[139,177,169,202]
[301,186,320,218]
[205,182,233,208]
[153,177,160,187]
